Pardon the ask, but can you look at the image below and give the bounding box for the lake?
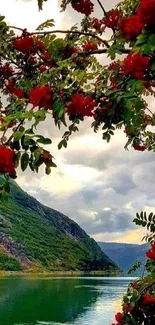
[0,276,136,325]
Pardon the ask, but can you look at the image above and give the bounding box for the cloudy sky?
[2,0,155,244]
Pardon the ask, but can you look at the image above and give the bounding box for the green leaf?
[148,212,153,222]
[128,261,142,275]
[62,139,67,148]
[37,137,52,145]
[15,152,21,168]
[37,0,43,10]
[45,166,51,175]
[13,131,24,141]
[0,16,5,22]
[58,139,67,149]
[24,136,36,147]
[3,179,10,193]
[49,161,57,168]
[58,140,63,150]
[36,19,55,30]
[34,148,42,161]
[21,153,29,171]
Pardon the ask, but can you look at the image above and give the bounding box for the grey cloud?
[80,208,135,235]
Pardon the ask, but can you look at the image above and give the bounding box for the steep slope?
[98,242,148,275]
[0,181,119,272]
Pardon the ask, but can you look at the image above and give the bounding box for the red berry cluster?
[123,53,150,80]
[146,242,155,260]
[13,35,44,54]
[103,9,122,30]
[91,18,103,31]
[83,41,98,52]
[67,93,97,117]
[143,293,155,304]
[121,0,155,40]
[0,64,14,78]
[133,144,146,151]
[29,85,53,110]
[138,0,155,26]
[6,80,24,99]
[0,146,16,177]
[121,15,145,40]
[71,0,94,16]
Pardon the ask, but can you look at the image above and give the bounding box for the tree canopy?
[0,0,155,323]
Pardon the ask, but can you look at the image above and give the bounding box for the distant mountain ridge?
[98,242,148,275]
[0,181,119,272]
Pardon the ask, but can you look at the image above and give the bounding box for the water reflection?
[0,277,134,325]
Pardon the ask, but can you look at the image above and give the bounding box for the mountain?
[98,242,148,275]
[0,181,119,272]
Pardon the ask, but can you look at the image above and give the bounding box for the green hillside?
[0,181,118,272]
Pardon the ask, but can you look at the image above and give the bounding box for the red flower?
[71,0,94,16]
[133,144,146,151]
[121,15,145,40]
[13,36,34,54]
[103,10,122,29]
[115,312,124,323]
[29,85,53,109]
[67,94,97,117]
[123,53,150,80]
[143,293,155,304]
[138,0,155,26]
[83,41,97,52]
[0,146,16,176]
[146,242,155,260]
[6,80,24,99]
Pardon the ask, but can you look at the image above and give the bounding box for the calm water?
[0,276,135,325]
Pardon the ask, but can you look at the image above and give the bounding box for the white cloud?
[0,0,62,31]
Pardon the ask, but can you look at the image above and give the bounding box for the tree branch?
[81,48,130,56]
[9,26,109,48]
[5,119,25,145]
[9,26,24,32]
[96,0,107,16]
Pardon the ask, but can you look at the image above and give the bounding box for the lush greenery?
[0,180,118,272]
[0,0,154,324]
[0,247,21,271]
[98,242,148,275]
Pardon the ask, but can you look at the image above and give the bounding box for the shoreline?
[0,270,121,277]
